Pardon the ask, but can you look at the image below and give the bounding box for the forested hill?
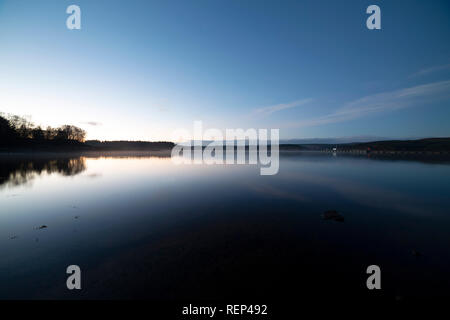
[85,140,174,150]
[340,138,450,152]
[294,138,450,152]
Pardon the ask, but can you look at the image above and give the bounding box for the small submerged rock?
[35,225,48,230]
[411,250,422,257]
[322,210,344,222]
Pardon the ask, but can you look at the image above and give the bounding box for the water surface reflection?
[0,152,449,301]
[0,156,86,188]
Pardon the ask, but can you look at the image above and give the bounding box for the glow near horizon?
[0,0,450,141]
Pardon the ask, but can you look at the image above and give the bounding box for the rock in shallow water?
[322,210,344,222]
[411,249,422,257]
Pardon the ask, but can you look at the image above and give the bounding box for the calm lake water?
[1,152,450,300]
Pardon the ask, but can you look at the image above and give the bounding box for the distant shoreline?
[1,138,449,154]
[0,140,175,153]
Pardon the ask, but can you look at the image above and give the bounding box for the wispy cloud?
[286,80,450,128]
[409,63,450,78]
[83,121,102,126]
[253,98,313,116]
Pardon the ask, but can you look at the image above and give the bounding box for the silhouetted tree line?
[1,112,175,151]
[0,112,86,147]
[85,140,174,150]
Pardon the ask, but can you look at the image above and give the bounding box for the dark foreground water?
[1,152,449,301]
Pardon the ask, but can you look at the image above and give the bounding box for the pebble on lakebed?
[322,210,345,222]
[412,250,422,257]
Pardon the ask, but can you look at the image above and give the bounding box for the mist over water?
[1,152,449,300]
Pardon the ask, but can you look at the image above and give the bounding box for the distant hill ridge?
[85,140,175,150]
[294,138,450,152]
[341,138,450,152]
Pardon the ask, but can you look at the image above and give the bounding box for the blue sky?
[0,0,449,141]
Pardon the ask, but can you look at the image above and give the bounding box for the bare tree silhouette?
[0,112,86,147]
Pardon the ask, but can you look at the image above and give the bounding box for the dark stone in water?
[322,210,344,222]
[37,225,47,230]
[412,250,422,257]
